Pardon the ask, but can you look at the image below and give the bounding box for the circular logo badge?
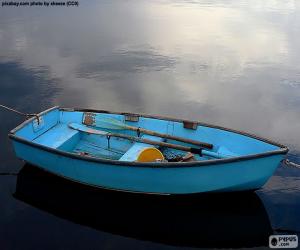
[271,237,278,246]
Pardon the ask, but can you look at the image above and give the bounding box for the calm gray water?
[0,1,300,249]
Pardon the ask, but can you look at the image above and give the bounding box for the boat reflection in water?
[14,164,273,248]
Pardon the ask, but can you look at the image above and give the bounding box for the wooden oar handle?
[159,133,212,149]
[130,126,213,149]
[115,133,203,155]
[190,147,203,155]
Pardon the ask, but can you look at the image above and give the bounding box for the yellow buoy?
[136,147,164,162]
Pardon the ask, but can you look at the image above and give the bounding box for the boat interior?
[13,107,280,163]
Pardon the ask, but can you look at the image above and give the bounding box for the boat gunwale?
[9,106,289,168]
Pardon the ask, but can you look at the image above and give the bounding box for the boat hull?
[12,139,284,194]
[9,106,288,195]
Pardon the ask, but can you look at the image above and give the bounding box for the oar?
[69,123,204,155]
[85,117,213,149]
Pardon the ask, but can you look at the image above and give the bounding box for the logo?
[269,235,298,248]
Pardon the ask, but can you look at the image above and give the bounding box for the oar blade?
[92,117,127,130]
[69,123,108,136]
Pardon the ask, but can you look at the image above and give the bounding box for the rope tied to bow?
[0,104,40,124]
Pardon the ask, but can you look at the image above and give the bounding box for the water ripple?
[76,48,178,80]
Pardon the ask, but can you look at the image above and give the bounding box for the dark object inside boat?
[165,152,196,162]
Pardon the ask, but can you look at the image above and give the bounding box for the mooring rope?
[284,159,300,169]
[0,104,39,177]
[0,104,40,123]
[0,172,18,176]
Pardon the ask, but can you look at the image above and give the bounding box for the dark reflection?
[14,164,273,248]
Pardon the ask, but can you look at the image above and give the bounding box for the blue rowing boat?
[9,106,288,195]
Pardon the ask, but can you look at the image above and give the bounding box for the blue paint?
[33,123,80,150]
[9,107,288,194]
[15,108,60,140]
[73,140,122,160]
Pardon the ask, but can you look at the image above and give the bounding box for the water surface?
[0,0,299,249]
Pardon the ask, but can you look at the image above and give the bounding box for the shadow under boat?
[14,164,273,248]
